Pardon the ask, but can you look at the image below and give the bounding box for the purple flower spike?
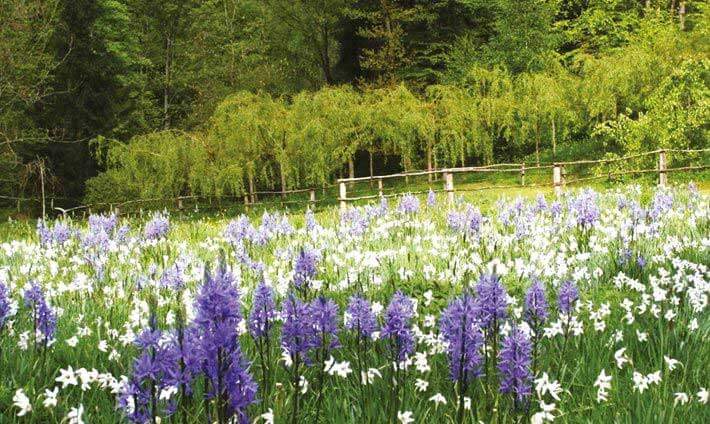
[281,294,317,363]
[558,280,579,315]
[498,327,533,402]
[293,247,320,290]
[144,212,170,240]
[23,282,56,344]
[248,282,277,340]
[345,296,377,340]
[524,279,548,325]
[309,296,340,350]
[382,291,415,362]
[440,294,485,383]
[474,274,508,329]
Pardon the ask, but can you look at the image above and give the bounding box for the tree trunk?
[320,26,333,84]
[348,157,355,187]
[535,122,540,167]
[369,150,374,187]
[679,1,686,30]
[163,35,172,129]
[433,155,438,181]
[551,118,557,160]
[280,162,287,199]
[248,172,256,203]
[670,0,676,15]
[426,144,433,183]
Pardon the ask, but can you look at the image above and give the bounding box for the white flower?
[43,387,59,408]
[361,368,382,385]
[159,385,178,401]
[534,373,562,401]
[593,369,612,403]
[636,330,647,342]
[98,340,108,352]
[67,404,84,424]
[423,314,436,328]
[423,290,433,306]
[298,376,308,394]
[614,348,630,369]
[258,408,274,424]
[279,349,293,368]
[56,366,78,388]
[646,371,662,385]
[663,356,681,371]
[415,378,429,392]
[13,389,32,416]
[697,388,708,404]
[531,400,556,423]
[674,392,689,405]
[397,410,414,424]
[66,336,79,347]
[429,393,447,406]
[632,372,648,393]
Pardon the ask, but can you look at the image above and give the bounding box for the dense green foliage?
[1,1,708,207]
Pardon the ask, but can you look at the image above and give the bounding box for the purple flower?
[550,201,563,218]
[649,190,673,220]
[569,189,600,228]
[248,282,277,339]
[474,274,508,329]
[535,194,548,213]
[144,212,170,240]
[192,262,257,421]
[398,193,420,214]
[448,205,482,235]
[88,213,118,234]
[293,247,320,290]
[427,189,436,207]
[0,283,12,329]
[345,296,377,340]
[305,209,320,232]
[636,255,646,268]
[159,263,185,290]
[524,279,548,325]
[309,296,340,351]
[440,294,485,383]
[23,282,56,344]
[340,207,370,236]
[224,215,255,244]
[281,294,317,363]
[498,327,533,402]
[558,280,579,316]
[381,291,415,361]
[37,220,73,246]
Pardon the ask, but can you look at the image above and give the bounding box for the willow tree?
[458,66,515,165]
[204,92,271,202]
[370,85,430,179]
[426,85,481,169]
[86,130,197,203]
[289,86,361,186]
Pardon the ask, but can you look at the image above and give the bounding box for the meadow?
[0,184,708,423]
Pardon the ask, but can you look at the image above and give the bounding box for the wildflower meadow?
[0,185,708,423]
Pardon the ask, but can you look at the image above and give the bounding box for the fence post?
[378,178,383,198]
[177,198,183,210]
[658,150,667,187]
[444,171,454,204]
[339,181,347,210]
[520,163,526,186]
[309,189,316,207]
[553,164,562,196]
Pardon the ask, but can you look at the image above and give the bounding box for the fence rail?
[3,148,708,219]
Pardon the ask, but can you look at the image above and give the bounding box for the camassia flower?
[475,274,508,329]
[248,282,277,340]
[439,294,484,383]
[524,279,549,325]
[23,282,57,346]
[382,291,415,362]
[558,281,579,316]
[345,295,378,340]
[498,327,533,403]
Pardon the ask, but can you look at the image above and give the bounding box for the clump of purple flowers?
[427,189,436,207]
[192,261,257,423]
[37,219,73,246]
[440,294,485,383]
[224,215,256,244]
[248,283,277,340]
[293,247,320,291]
[498,327,533,404]
[23,282,57,347]
[448,205,483,235]
[340,207,370,236]
[569,189,600,228]
[398,193,420,214]
[474,273,508,330]
[345,295,377,341]
[0,282,13,331]
[381,291,415,362]
[524,279,549,325]
[649,190,673,221]
[144,212,170,240]
[310,296,340,351]
[281,294,317,365]
[558,280,579,316]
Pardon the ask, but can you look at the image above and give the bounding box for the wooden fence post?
[444,172,454,204]
[309,189,316,207]
[339,181,347,210]
[553,164,562,196]
[177,198,183,210]
[520,163,526,186]
[378,178,383,198]
[658,150,667,187]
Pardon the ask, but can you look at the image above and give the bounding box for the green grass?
[0,184,708,423]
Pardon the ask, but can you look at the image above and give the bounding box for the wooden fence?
[2,148,708,219]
